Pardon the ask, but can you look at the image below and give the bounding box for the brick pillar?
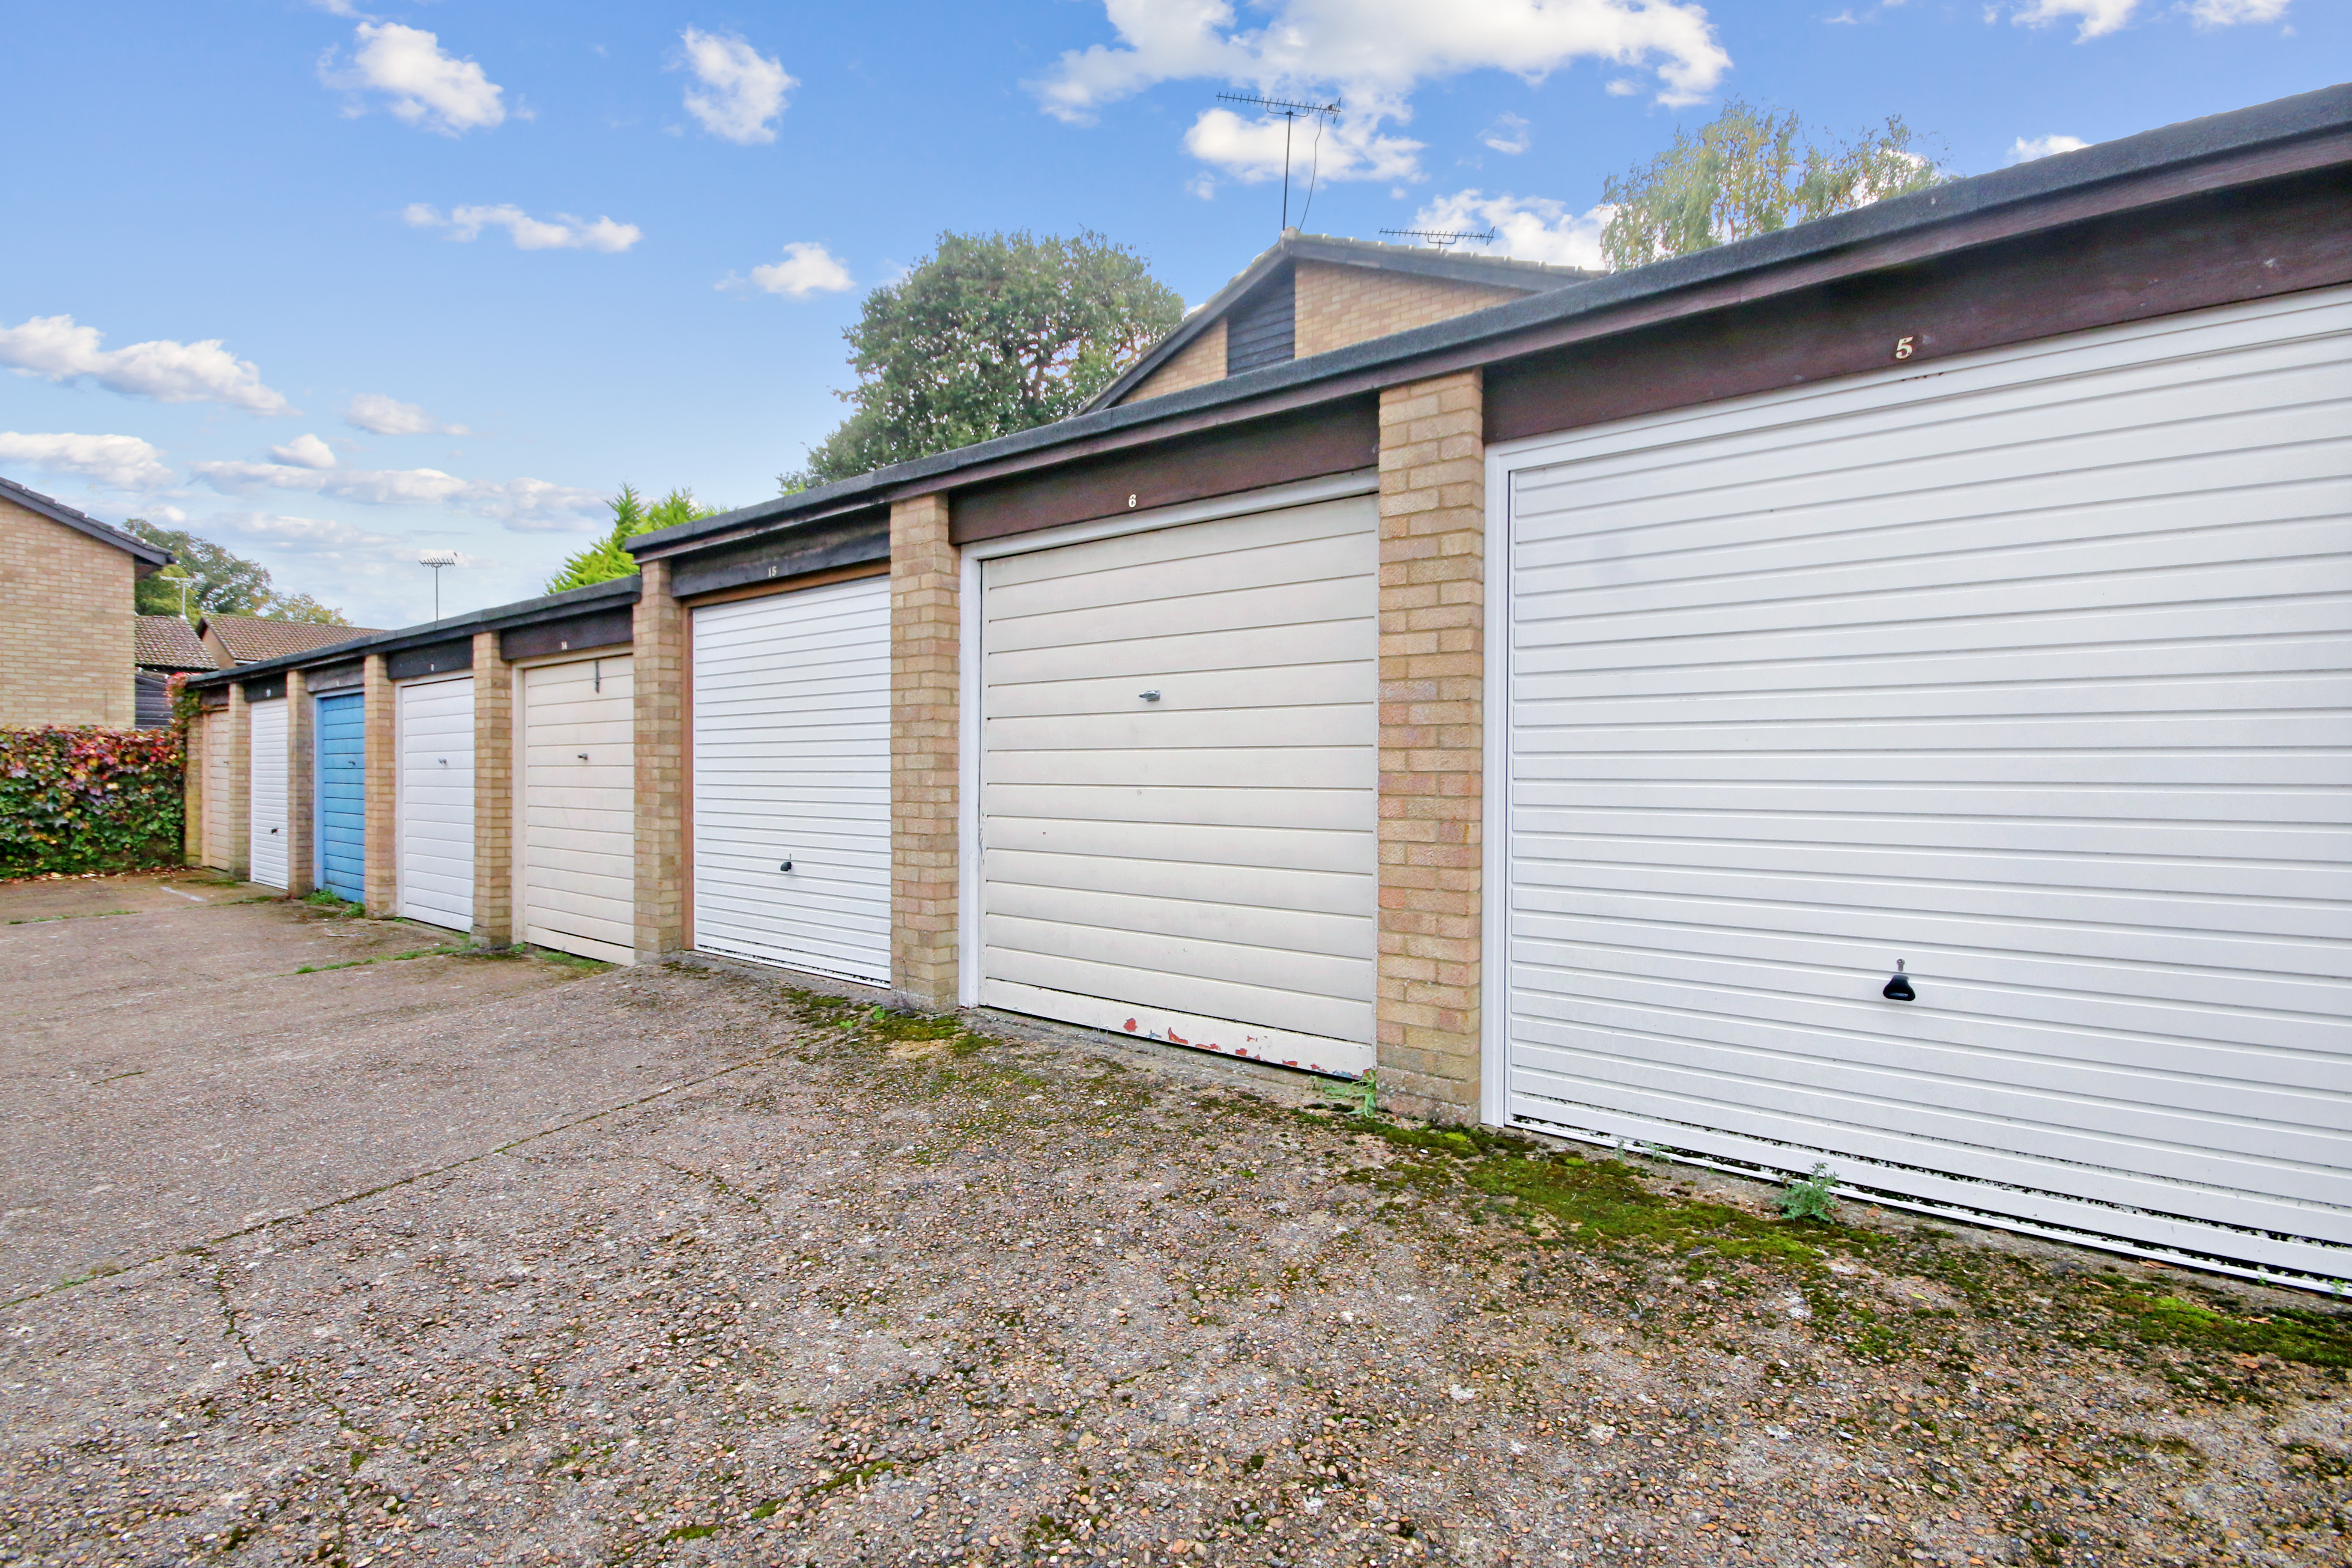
[363,653,397,916]
[890,493,959,1010]
[471,630,515,947]
[633,561,687,962]
[1375,368,1486,1121]
[225,682,252,882]
[182,704,205,866]
[284,670,316,896]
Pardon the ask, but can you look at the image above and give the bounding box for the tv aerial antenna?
[418,549,459,621]
[1379,227,1497,249]
[1214,92,1341,233]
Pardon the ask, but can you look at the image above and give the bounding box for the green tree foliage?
[0,726,185,874]
[785,230,1184,490]
[544,484,721,593]
[1600,99,1946,270]
[122,520,351,625]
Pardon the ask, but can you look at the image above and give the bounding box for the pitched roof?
[199,614,385,665]
[0,474,174,569]
[133,616,215,670]
[1083,230,1598,413]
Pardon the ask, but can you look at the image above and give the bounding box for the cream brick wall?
[363,655,397,915]
[225,683,253,882]
[1119,319,1227,405]
[1295,262,1525,362]
[633,561,687,961]
[285,670,315,896]
[472,631,516,946]
[0,498,138,728]
[1375,368,1486,1121]
[890,493,960,1009]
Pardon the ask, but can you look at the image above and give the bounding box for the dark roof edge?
[0,475,174,568]
[626,82,2351,560]
[186,574,642,687]
[630,491,886,565]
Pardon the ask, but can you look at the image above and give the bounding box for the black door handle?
[1883,960,1916,1002]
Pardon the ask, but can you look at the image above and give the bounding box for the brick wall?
[1375,368,1486,1121]
[225,683,252,882]
[472,632,515,946]
[633,561,686,961]
[890,494,959,1009]
[362,654,396,915]
[285,671,315,895]
[1295,262,1525,362]
[1119,319,1227,405]
[0,498,137,727]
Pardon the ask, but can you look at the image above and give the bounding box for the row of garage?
[182,89,2348,1285]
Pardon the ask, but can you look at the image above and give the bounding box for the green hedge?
[0,726,186,876]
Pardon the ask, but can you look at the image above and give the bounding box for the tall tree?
[1601,100,1946,270]
[122,519,349,624]
[545,485,721,593]
[785,230,1183,490]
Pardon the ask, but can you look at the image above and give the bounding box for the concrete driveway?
[3,875,2345,1568]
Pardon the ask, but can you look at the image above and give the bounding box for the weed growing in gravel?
[1777,1162,1840,1222]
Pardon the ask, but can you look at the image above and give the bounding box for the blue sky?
[3,0,2335,628]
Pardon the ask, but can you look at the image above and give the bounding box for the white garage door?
[519,655,634,964]
[979,493,1379,1076]
[1498,286,2352,1279]
[201,707,231,869]
[398,675,475,932]
[247,698,289,890]
[692,577,891,984]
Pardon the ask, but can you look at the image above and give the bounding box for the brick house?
[0,475,175,729]
[185,86,2352,1283]
[133,615,216,728]
[198,613,382,669]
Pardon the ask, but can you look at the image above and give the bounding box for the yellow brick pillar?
[633,561,687,962]
[284,669,315,896]
[225,681,252,882]
[1375,368,1486,1121]
[890,492,960,1011]
[362,653,397,916]
[181,699,205,867]
[471,630,515,947]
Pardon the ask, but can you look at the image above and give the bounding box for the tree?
[122,519,349,624]
[1600,100,1947,271]
[784,230,1183,490]
[545,485,722,594]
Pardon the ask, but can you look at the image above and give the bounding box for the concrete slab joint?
[1375,367,1484,1122]
[890,492,959,1012]
[633,560,687,963]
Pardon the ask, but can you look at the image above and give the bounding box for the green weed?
[1778,1162,1840,1223]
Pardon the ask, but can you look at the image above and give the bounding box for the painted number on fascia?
[1893,335,1917,361]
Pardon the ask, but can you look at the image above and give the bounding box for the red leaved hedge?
[0,727,186,876]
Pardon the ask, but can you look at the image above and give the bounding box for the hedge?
[0,726,187,876]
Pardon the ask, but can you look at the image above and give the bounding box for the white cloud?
[2007,0,2140,37]
[1032,0,1733,185]
[0,431,175,491]
[679,28,795,144]
[720,241,856,300]
[345,393,469,436]
[207,511,403,551]
[2009,132,2091,162]
[1182,105,1421,185]
[2182,0,2289,23]
[0,314,291,415]
[328,22,507,134]
[192,459,603,531]
[1482,112,1531,155]
[1413,189,1613,269]
[404,203,642,253]
[267,434,339,470]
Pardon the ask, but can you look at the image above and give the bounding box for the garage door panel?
[981,494,1378,1067]
[248,700,290,889]
[398,676,474,930]
[988,845,1371,917]
[1509,948,2345,1107]
[984,946,1371,1043]
[520,657,633,965]
[1504,288,2352,1275]
[692,578,891,984]
[982,978,1372,1076]
[1508,1027,2352,1217]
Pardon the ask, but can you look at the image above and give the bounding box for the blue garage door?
[316,692,366,902]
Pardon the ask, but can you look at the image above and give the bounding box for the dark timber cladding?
[240,676,286,702]
[386,640,474,681]
[500,605,635,661]
[667,508,889,599]
[1225,265,1297,374]
[1485,164,2352,443]
[950,398,1376,545]
[307,662,364,694]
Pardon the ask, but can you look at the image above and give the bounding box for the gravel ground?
[3,885,2347,1568]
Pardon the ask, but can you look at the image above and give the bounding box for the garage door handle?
[1883,961,1916,1002]
[779,859,794,872]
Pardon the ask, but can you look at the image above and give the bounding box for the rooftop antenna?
[418,549,459,620]
[1214,92,1341,233]
[1378,227,1498,249]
